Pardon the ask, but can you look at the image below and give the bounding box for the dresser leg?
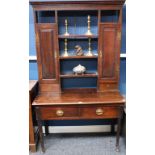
[115,107,123,152]
[44,121,49,136]
[36,107,45,153]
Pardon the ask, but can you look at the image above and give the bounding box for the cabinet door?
[36,24,59,84]
[98,23,121,91]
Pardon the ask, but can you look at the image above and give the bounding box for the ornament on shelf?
[75,45,84,56]
[64,19,69,36]
[85,15,93,35]
[63,38,69,57]
[86,38,93,56]
[73,64,86,75]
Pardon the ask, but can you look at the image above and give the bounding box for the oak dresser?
[30,0,126,152]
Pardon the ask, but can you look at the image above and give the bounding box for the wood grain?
[32,91,125,106]
[30,0,126,152]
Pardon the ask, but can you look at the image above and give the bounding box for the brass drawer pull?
[96,108,104,116]
[56,110,64,117]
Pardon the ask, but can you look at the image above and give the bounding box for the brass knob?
[56,110,64,117]
[96,108,104,116]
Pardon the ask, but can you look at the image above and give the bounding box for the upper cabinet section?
[30,0,125,11]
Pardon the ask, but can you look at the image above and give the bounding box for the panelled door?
[35,24,60,92]
[98,23,121,91]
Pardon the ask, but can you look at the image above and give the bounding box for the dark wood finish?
[80,106,119,119]
[30,0,126,152]
[36,107,45,153]
[59,34,98,39]
[30,0,125,5]
[35,24,61,92]
[37,105,121,120]
[33,92,125,106]
[39,106,79,120]
[29,80,39,152]
[59,56,98,59]
[36,24,58,81]
[116,107,124,152]
[30,0,125,11]
[60,73,98,78]
[99,23,118,79]
[62,88,97,93]
[98,23,121,91]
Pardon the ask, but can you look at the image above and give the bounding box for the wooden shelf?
[59,55,98,59]
[60,73,98,78]
[59,34,98,39]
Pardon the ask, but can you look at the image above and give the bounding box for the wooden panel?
[36,24,59,83]
[39,106,79,120]
[38,105,120,120]
[98,23,121,92]
[40,29,55,79]
[99,83,118,91]
[30,0,125,6]
[32,4,122,11]
[80,106,119,119]
[99,23,117,79]
[39,83,60,92]
[103,27,115,77]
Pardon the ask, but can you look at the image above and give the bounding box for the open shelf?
[60,73,98,78]
[61,77,97,89]
[59,55,98,59]
[58,11,98,35]
[36,11,55,23]
[59,34,98,39]
[101,10,119,23]
[59,39,98,56]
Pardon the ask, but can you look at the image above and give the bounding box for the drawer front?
[80,106,120,119]
[39,106,79,120]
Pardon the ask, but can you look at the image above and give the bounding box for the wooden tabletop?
[33,91,125,106]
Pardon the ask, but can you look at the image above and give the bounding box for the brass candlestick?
[63,38,69,57]
[86,38,93,56]
[85,15,93,35]
[64,19,69,36]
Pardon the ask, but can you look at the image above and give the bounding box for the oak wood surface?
[38,105,120,120]
[32,91,125,106]
[60,73,98,78]
[30,0,126,152]
[30,0,125,5]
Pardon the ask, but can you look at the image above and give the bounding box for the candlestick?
[64,19,69,36]
[86,38,93,56]
[63,38,69,57]
[85,15,93,35]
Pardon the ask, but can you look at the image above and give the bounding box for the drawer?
[80,106,120,119]
[39,106,79,120]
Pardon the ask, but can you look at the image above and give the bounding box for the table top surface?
[33,91,125,106]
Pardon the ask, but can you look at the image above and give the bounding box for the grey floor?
[30,133,126,155]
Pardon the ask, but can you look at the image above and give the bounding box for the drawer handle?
[56,110,64,117]
[96,108,104,116]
